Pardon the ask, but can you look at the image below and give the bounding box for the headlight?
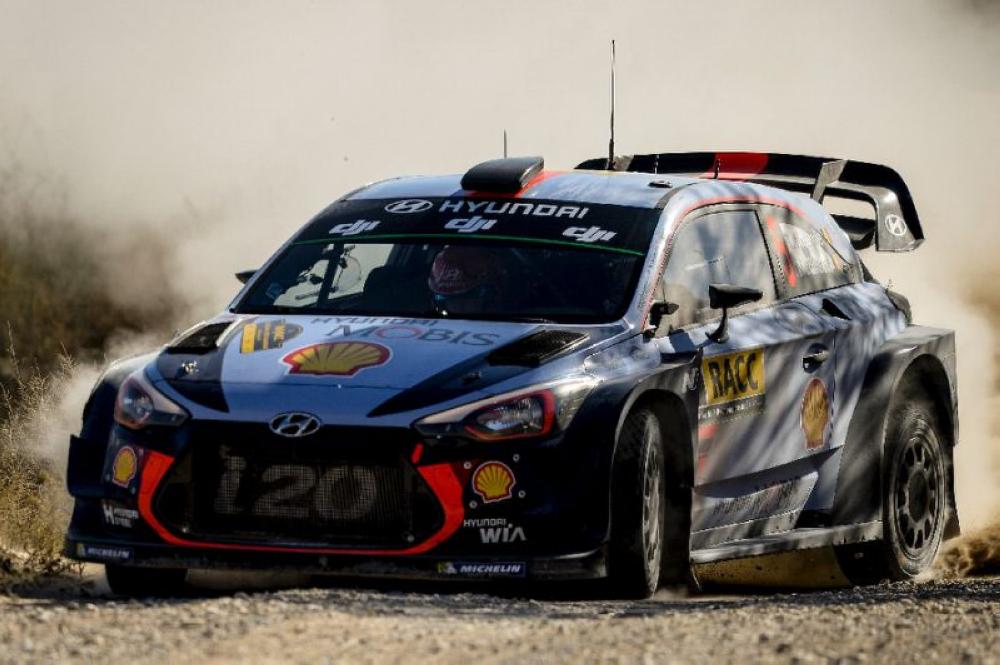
[114,370,189,430]
[415,378,597,441]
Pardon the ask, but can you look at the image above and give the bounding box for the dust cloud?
[0,1,997,555]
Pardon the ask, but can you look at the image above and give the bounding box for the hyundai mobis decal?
[295,198,661,255]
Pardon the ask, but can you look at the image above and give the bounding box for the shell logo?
[472,461,516,503]
[801,378,831,450]
[281,342,391,376]
[111,446,138,488]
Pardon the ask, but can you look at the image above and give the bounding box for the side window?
[759,206,854,296]
[660,210,777,330]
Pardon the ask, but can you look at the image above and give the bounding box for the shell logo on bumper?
[472,461,516,503]
[281,342,391,376]
[111,446,138,488]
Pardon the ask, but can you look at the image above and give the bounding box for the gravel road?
[1,568,997,665]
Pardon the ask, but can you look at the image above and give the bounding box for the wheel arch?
[831,326,958,537]
[607,356,700,581]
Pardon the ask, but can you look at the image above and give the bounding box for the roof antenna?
[607,39,616,170]
[503,129,508,158]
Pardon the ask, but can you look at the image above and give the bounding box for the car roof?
[346,170,701,209]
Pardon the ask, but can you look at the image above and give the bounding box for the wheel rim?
[892,430,943,561]
[641,421,663,580]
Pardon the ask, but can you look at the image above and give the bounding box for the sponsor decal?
[463,518,526,544]
[101,501,140,528]
[281,342,391,376]
[323,320,500,346]
[77,543,133,562]
[111,446,139,489]
[778,223,837,277]
[439,199,589,219]
[444,216,497,233]
[240,319,303,353]
[437,561,527,578]
[699,348,766,422]
[471,461,516,503]
[801,378,832,450]
[562,226,617,243]
[884,214,908,238]
[329,219,380,235]
[385,199,433,214]
[701,477,810,523]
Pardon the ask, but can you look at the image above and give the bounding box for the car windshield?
[237,240,646,324]
[235,196,661,323]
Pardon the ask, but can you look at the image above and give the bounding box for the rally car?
[65,152,959,598]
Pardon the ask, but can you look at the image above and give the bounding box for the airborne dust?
[0,0,998,575]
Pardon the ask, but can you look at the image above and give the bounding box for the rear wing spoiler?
[576,152,923,252]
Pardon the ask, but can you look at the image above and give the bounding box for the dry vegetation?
[0,166,178,584]
[0,351,77,583]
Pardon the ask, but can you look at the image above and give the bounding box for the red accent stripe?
[697,152,769,181]
[514,170,563,197]
[764,215,798,288]
[138,451,465,556]
[410,442,424,464]
[697,423,719,441]
[675,195,810,221]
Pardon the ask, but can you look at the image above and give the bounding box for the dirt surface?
[1,568,997,665]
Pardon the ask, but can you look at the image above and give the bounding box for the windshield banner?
[295,198,661,256]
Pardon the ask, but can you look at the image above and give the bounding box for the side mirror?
[235,269,258,285]
[707,283,763,343]
[645,300,680,337]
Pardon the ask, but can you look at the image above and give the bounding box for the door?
[655,207,841,548]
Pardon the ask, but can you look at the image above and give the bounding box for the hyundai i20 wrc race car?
[65,152,959,598]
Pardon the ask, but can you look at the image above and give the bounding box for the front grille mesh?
[155,435,442,548]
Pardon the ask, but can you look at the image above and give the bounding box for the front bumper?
[64,535,607,581]
[65,406,618,580]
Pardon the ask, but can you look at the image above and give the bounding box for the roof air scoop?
[461,156,544,194]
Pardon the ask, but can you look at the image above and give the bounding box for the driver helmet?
[428,246,507,309]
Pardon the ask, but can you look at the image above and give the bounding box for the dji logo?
[562,226,617,243]
[329,219,379,236]
[444,216,497,233]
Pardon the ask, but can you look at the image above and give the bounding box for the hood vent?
[487,330,589,368]
[165,321,234,354]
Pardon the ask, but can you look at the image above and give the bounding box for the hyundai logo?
[384,199,433,214]
[269,412,322,438]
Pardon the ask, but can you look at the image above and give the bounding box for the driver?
[427,246,509,314]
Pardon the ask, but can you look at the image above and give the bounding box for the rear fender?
[831,326,958,535]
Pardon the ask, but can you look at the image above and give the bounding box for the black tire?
[607,408,666,599]
[105,564,187,597]
[838,396,948,584]
[881,398,948,579]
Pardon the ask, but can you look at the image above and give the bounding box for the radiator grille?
[155,435,442,548]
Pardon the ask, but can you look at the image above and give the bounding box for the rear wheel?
[883,399,947,579]
[105,564,187,597]
[607,408,666,599]
[838,396,948,584]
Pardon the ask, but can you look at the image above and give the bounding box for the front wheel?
[607,408,666,599]
[105,564,187,597]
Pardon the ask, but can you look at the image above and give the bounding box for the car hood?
[154,315,617,418]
